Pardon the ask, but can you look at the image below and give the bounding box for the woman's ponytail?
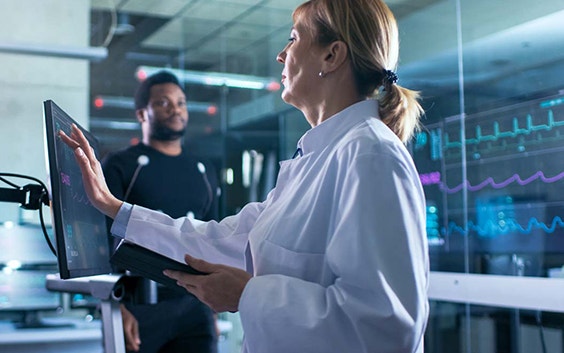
[377,81,424,143]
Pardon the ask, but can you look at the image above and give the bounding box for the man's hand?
[164,254,252,313]
[120,304,141,352]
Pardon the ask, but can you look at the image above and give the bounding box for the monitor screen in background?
[0,267,69,329]
[70,292,101,315]
[0,269,61,311]
[0,223,55,265]
[43,100,112,279]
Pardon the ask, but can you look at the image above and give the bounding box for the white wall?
[0,0,91,222]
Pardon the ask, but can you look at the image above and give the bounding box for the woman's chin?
[280,89,293,105]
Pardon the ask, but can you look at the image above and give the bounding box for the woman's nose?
[276,50,285,63]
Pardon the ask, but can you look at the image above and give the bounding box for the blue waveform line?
[444,110,563,150]
[444,216,564,237]
[540,97,564,108]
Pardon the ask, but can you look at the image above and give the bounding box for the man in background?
[102,71,219,353]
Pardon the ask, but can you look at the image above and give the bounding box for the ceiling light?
[136,66,281,92]
[114,13,135,36]
[93,95,218,116]
[0,42,107,61]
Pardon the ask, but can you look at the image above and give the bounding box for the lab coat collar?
[297,99,379,156]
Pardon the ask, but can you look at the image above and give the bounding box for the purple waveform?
[61,172,71,186]
[420,170,564,193]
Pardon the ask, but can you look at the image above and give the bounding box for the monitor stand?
[45,273,126,353]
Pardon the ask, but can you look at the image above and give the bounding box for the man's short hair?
[134,71,183,110]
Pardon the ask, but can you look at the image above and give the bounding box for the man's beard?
[150,121,186,141]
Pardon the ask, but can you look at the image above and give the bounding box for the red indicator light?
[136,69,148,81]
[94,96,104,109]
[266,81,281,92]
[207,105,218,116]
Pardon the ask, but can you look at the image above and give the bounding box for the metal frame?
[429,271,564,312]
[46,274,126,353]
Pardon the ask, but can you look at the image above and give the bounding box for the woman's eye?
[288,37,296,42]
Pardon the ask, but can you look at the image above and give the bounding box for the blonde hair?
[293,0,423,143]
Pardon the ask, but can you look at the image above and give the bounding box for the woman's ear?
[322,40,349,74]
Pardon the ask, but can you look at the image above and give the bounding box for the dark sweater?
[102,143,218,221]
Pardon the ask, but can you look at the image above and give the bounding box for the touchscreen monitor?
[43,100,111,279]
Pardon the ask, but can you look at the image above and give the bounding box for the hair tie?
[383,69,398,85]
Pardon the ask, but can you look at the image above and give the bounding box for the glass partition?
[406,1,564,352]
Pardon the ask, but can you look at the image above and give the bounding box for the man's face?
[145,83,189,141]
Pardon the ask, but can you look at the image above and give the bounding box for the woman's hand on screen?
[58,124,123,218]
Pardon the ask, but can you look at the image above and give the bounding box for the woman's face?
[276,21,323,109]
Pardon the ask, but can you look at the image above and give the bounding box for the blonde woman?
[61,0,429,352]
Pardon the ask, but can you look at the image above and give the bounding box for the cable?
[124,155,150,201]
[0,172,57,256]
[38,199,56,256]
[535,311,547,353]
[0,173,48,192]
[0,175,20,188]
[101,0,118,47]
[197,162,213,218]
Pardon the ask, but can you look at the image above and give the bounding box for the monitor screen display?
[43,100,112,279]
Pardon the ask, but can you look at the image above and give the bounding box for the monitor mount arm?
[0,184,49,209]
[0,179,56,256]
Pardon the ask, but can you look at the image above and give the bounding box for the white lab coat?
[116,100,429,353]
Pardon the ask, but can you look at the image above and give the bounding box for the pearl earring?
[318,71,324,78]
